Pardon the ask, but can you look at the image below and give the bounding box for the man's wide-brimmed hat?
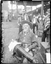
[19,20,33,32]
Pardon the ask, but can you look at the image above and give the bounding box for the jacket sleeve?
[32,33,41,48]
[16,32,22,42]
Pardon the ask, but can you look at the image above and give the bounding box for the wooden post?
[23,1,27,14]
[41,1,44,31]
[16,2,18,14]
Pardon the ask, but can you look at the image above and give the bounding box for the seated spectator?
[13,21,42,63]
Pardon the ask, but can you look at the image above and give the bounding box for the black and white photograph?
[1,0,50,63]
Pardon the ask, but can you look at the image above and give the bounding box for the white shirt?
[32,18,37,24]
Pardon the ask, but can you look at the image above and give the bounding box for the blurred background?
[2,1,50,63]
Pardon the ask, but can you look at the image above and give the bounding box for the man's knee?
[14,44,20,52]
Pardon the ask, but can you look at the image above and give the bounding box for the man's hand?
[28,43,38,51]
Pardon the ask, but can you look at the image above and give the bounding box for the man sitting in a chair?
[9,21,46,63]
